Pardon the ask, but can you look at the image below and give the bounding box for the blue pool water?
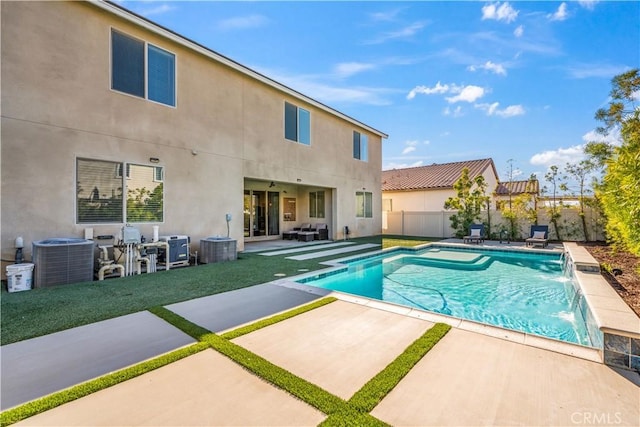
[298,246,593,346]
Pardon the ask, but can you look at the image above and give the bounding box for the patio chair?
[526,225,549,248]
[313,223,328,240]
[463,224,484,244]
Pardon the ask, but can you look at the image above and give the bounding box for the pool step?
[383,254,494,274]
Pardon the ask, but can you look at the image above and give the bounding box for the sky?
[120,0,639,190]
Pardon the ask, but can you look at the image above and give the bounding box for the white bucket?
[6,263,34,292]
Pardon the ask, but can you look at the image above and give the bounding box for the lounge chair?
[463,224,484,244]
[526,225,549,248]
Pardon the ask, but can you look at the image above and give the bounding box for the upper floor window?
[353,131,368,161]
[111,30,176,107]
[284,102,310,145]
[356,191,373,218]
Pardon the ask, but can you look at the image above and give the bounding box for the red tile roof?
[382,158,497,191]
[495,179,539,195]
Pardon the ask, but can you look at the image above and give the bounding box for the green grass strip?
[222,296,337,340]
[0,342,209,427]
[348,322,451,413]
[2,299,449,427]
[148,305,212,339]
[203,332,349,415]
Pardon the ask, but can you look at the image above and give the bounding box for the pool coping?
[563,242,640,372]
[271,242,608,364]
[273,279,603,364]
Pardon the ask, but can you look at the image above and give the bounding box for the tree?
[585,68,640,256]
[500,174,538,240]
[564,160,596,241]
[503,159,517,239]
[444,168,489,238]
[543,165,565,240]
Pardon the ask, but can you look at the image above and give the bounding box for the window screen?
[298,108,310,145]
[356,191,373,218]
[77,159,124,223]
[309,191,325,218]
[285,102,298,141]
[77,159,163,224]
[284,102,310,144]
[353,131,368,161]
[111,31,145,98]
[148,45,175,106]
[111,30,176,107]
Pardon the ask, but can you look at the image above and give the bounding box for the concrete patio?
[6,295,639,426]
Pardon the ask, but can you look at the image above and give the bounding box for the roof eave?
[92,0,388,139]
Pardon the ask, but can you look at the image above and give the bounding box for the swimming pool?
[297,245,594,346]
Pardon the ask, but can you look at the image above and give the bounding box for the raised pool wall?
[564,242,640,372]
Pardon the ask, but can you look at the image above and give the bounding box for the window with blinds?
[111,30,176,107]
[77,159,163,224]
[353,131,368,161]
[284,101,310,145]
[356,191,373,218]
[309,191,325,218]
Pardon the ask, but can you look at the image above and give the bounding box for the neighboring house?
[382,159,500,212]
[494,179,540,210]
[0,1,387,269]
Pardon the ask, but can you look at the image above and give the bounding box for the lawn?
[1,235,437,345]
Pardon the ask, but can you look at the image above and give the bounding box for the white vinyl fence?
[382,207,605,241]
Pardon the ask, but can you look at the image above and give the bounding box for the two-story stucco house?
[1,0,387,269]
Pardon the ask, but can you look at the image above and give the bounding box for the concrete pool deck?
[7,294,640,426]
[3,240,640,425]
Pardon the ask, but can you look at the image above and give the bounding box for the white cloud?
[567,63,630,79]
[497,104,525,117]
[548,3,569,21]
[408,82,488,104]
[366,22,427,44]
[443,105,464,117]
[514,25,524,38]
[136,3,176,16]
[383,160,425,170]
[217,14,268,31]
[468,61,507,76]
[400,140,430,154]
[253,66,396,106]
[475,102,525,117]
[481,2,519,23]
[333,62,376,78]
[446,85,486,103]
[407,82,450,99]
[370,9,403,22]
[578,0,599,10]
[476,102,499,115]
[582,128,622,145]
[530,145,585,168]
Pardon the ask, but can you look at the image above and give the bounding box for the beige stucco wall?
[1,1,383,271]
[382,167,499,212]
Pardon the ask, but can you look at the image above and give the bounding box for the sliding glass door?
[244,190,279,238]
